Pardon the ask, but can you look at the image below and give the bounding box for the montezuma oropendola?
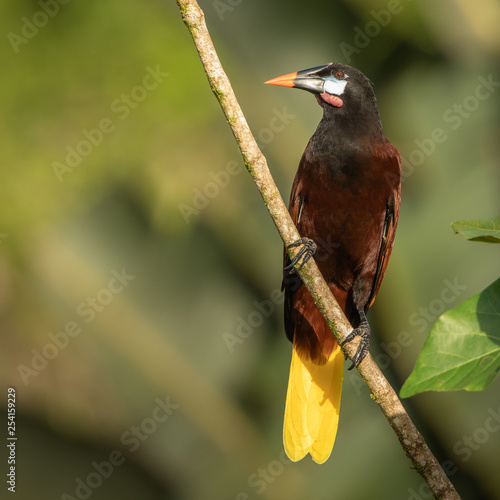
[265,63,401,463]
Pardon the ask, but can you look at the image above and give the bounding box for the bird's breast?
[292,148,394,288]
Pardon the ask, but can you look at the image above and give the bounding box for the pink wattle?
[320,92,343,107]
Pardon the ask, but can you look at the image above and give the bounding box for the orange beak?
[264,71,298,88]
[264,65,330,94]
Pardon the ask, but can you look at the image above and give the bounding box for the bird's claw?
[341,322,371,370]
[284,238,317,274]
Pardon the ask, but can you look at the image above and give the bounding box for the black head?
[265,63,383,135]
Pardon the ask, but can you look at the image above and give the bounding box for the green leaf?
[400,278,500,398]
[451,216,500,243]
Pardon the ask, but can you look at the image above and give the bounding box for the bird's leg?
[284,237,317,274]
[341,308,371,370]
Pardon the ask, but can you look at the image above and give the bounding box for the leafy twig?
[175,1,461,498]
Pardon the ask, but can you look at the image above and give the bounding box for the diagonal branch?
[175,1,461,498]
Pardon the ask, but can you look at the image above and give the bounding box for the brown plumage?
[266,62,401,462]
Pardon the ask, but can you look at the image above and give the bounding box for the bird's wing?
[282,169,306,342]
[367,151,401,309]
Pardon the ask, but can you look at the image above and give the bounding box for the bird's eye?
[334,70,345,80]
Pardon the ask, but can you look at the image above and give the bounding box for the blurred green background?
[1,0,500,499]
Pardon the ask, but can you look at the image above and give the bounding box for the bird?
[264,63,401,463]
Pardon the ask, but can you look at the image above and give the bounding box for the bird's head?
[265,62,376,114]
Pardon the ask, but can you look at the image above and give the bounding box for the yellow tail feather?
[283,343,344,464]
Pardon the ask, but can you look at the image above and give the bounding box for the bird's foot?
[284,238,317,274]
[341,321,371,371]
